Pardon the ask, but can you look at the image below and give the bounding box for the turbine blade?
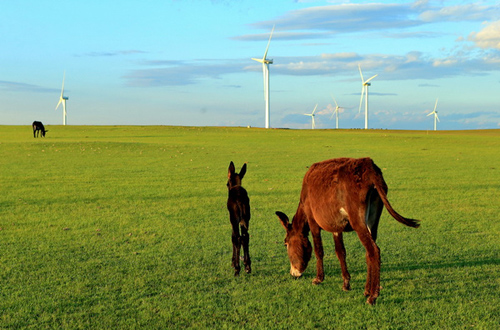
[436,113,440,122]
[358,64,364,83]
[312,104,318,115]
[434,98,438,112]
[329,95,340,119]
[330,108,336,119]
[331,107,340,120]
[55,98,62,110]
[427,112,434,116]
[263,25,275,60]
[61,71,66,96]
[364,74,378,84]
[331,96,338,107]
[358,86,365,113]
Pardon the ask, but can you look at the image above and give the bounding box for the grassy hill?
[1,126,499,328]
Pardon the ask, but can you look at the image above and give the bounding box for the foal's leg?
[230,219,241,276]
[333,232,351,291]
[240,223,251,273]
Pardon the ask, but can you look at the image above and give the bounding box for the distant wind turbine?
[55,72,69,125]
[304,104,318,129]
[330,95,344,129]
[427,98,440,131]
[252,25,274,129]
[358,64,377,129]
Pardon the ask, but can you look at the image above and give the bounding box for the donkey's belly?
[314,207,351,233]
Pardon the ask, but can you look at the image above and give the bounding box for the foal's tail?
[368,159,420,228]
[228,186,251,230]
[237,199,250,230]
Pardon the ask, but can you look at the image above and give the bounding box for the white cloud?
[124,48,500,88]
[419,4,496,22]
[77,50,147,57]
[468,20,500,50]
[248,2,500,39]
[0,81,59,93]
[321,52,359,60]
[255,2,420,33]
[123,61,244,87]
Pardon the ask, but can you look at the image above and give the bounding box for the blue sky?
[1,0,499,130]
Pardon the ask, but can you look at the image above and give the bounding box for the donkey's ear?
[239,163,247,179]
[228,161,235,177]
[276,211,290,231]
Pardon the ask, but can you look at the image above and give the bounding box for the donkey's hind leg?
[231,220,241,276]
[240,223,251,274]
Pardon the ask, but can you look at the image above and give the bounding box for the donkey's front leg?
[333,232,351,291]
[310,222,324,285]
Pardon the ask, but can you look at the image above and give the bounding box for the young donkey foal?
[227,161,251,276]
[276,158,420,305]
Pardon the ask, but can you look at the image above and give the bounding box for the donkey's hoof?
[366,296,377,305]
[312,278,323,285]
[245,266,251,274]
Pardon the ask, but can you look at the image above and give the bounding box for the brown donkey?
[276,158,420,305]
[227,161,251,276]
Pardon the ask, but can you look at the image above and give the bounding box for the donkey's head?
[42,130,48,137]
[276,211,312,278]
[227,161,247,190]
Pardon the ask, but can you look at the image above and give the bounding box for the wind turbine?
[427,98,440,131]
[330,95,343,129]
[304,104,318,129]
[252,25,274,129]
[55,72,69,125]
[358,64,377,129]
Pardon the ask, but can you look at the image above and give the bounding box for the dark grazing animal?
[276,157,420,305]
[227,161,251,276]
[32,121,48,138]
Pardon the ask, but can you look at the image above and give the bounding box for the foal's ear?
[239,163,247,179]
[228,161,235,178]
[276,211,290,231]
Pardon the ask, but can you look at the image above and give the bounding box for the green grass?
[1,126,499,329]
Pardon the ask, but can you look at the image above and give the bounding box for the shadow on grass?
[383,256,499,272]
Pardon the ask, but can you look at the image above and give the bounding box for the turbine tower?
[358,65,377,129]
[304,104,318,129]
[55,72,69,125]
[252,25,274,129]
[427,98,440,131]
[330,95,343,129]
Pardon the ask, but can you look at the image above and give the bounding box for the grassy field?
[0,125,499,329]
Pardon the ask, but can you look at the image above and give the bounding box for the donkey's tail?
[369,160,420,228]
[235,189,250,230]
